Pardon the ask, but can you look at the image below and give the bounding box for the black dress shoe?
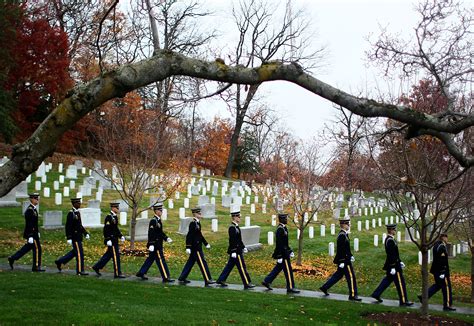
[8,257,14,270]
[93,267,102,276]
[114,275,126,279]
[261,281,273,290]
[244,283,255,290]
[136,273,148,280]
[400,302,414,307]
[217,281,228,287]
[163,278,175,283]
[349,296,362,302]
[206,280,216,284]
[287,288,300,294]
[319,287,329,296]
[443,306,456,311]
[77,272,89,276]
[54,260,62,272]
[417,295,422,303]
[32,268,45,272]
[178,279,190,284]
[371,295,383,303]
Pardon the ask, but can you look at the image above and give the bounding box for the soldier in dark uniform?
[178,207,215,286]
[55,198,90,275]
[216,211,255,289]
[136,203,174,282]
[319,217,361,301]
[371,224,413,306]
[92,202,126,278]
[262,213,300,294]
[8,193,45,272]
[418,233,456,311]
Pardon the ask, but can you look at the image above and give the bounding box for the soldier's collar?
[154,214,161,221]
[232,222,239,226]
[193,217,199,222]
[341,229,348,234]
[278,223,286,227]
[31,204,37,210]
[387,234,394,238]
[72,207,79,212]
[111,211,117,217]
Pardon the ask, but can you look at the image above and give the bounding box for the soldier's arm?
[185,222,195,248]
[24,208,35,238]
[147,219,156,243]
[336,234,346,262]
[439,244,448,273]
[229,226,237,253]
[275,227,284,258]
[386,239,397,267]
[65,212,73,239]
[103,215,111,240]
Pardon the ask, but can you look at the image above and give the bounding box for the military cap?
[386,223,397,230]
[110,202,120,208]
[191,207,201,214]
[152,203,163,211]
[70,198,82,204]
[231,211,241,217]
[28,193,40,199]
[339,217,351,225]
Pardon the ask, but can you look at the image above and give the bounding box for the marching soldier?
[92,202,126,278]
[178,207,215,286]
[136,203,174,282]
[262,213,300,294]
[55,198,90,275]
[319,217,361,301]
[8,193,44,272]
[418,233,456,311]
[371,224,413,306]
[216,211,255,289]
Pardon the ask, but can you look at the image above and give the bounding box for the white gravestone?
[35,181,42,191]
[357,221,362,231]
[168,199,174,209]
[198,195,209,206]
[245,216,251,227]
[178,217,193,235]
[43,211,62,229]
[179,207,185,219]
[354,238,359,252]
[329,242,335,256]
[184,198,190,208]
[119,212,127,226]
[267,231,274,245]
[397,231,401,242]
[43,187,50,198]
[222,195,232,208]
[374,234,379,247]
[262,203,267,214]
[250,204,255,214]
[63,186,70,197]
[54,193,62,205]
[321,225,326,237]
[365,220,370,230]
[79,208,102,228]
[15,181,28,199]
[240,226,262,251]
[271,215,276,226]
[201,203,217,219]
[129,218,149,241]
[211,219,218,232]
[66,165,78,179]
[330,224,335,235]
[53,181,59,190]
[0,188,20,207]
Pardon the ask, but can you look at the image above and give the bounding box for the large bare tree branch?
[0,49,473,196]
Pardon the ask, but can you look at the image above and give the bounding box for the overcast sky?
[195,0,421,140]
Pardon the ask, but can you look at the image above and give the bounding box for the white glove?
[231,252,237,258]
[439,274,445,279]
[338,263,345,269]
[290,252,295,258]
[277,258,283,264]
[67,239,72,245]
[186,248,191,255]
[28,237,34,244]
[390,268,396,275]
[243,248,248,253]
[400,261,405,269]
[148,245,155,252]
[167,238,173,243]
[106,240,112,247]
[120,236,125,242]
[206,244,211,249]
[85,234,90,240]
[351,256,355,262]
[38,233,40,239]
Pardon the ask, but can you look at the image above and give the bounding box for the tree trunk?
[420,248,430,318]
[129,205,138,250]
[471,247,474,303]
[297,228,304,266]
[225,115,245,178]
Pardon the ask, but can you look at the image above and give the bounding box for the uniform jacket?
[65,208,88,242]
[227,222,246,254]
[383,235,402,271]
[186,218,208,251]
[23,204,39,239]
[103,212,123,245]
[272,223,292,259]
[430,240,450,275]
[147,215,168,249]
[334,230,352,264]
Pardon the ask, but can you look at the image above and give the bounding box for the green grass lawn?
[1,271,473,325]
[0,163,472,323]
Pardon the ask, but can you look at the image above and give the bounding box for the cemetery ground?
[0,161,472,324]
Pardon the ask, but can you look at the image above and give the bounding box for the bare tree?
[222,0,324,178]
[90,99,188,250]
